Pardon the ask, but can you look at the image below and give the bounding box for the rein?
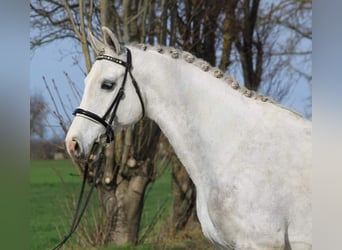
[52,151,104,250]
[73,48,145,143]
[53,48,144,249]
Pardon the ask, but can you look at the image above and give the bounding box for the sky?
[30,39,86,139]
[30,39,84,96]
[30,37,312,139]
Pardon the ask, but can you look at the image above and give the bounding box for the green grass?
[30,160,81,249]
[30,160,173,250]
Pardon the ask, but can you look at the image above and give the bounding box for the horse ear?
[88,29,105,55]
[101,26,122,54]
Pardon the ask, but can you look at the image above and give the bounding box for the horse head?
[65,27,144,162]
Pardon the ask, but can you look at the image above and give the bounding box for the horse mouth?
[67,141,102,166]
[87,141,103,163]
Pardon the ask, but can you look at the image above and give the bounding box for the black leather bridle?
[73,48,145,143]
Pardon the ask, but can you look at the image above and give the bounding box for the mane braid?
[131,43,281,105]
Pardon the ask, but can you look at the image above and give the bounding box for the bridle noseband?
[73,48,145,143]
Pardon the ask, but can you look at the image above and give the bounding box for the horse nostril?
[68,139,81,157]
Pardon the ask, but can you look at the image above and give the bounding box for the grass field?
[30,160,173,250]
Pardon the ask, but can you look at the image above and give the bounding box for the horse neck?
[131,47,260,185]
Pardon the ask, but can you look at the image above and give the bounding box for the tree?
[30,93,49,160]
[31,0,162,246]
[30,93,47,140]
[231,0,312,97]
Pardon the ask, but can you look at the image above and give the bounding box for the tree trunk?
[160,152,199,237]
[235,0,262,91]
[98,154,154,244]
[100,0,116,31]
[93,121,160,245]
[89,2,162,246]
[219,0,239,71]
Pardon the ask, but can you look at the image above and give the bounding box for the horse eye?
[101,80,116,90]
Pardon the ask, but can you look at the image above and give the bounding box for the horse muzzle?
[66,132,108,164]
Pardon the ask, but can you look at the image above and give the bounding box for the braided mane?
[131,43,276,104]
